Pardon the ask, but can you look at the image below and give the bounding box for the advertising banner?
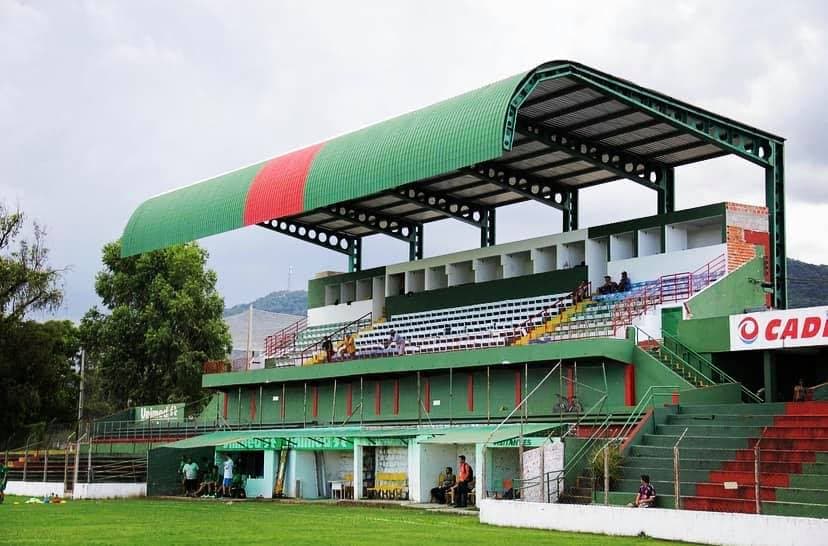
[134,403,185,423]
[730,306,828,351]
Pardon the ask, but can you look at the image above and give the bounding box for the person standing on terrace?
[617,271,631,292]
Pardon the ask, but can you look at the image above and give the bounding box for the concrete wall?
[285,450,321,499]
[375,446,407,473]
[6,481,65,498]
[608,244,726,284]
[73,482,146,499]
[479,500,828,546]
[244,449,277,499]
[307,299,373,327]
[414,443,457,502]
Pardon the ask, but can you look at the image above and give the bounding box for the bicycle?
[554,394,583,414]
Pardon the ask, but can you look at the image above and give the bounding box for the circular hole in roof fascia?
[340,239,349,250]
[318,232,327,243]
[329,235,338,246]
[288,224,297,233]
[554,193,563,204]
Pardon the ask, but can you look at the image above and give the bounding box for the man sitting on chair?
[430,467,456,504]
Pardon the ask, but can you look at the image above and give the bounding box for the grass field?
[0,497,693,545]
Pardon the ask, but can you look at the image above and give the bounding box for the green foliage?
[224,290,308,317]
[590,443,624,490]
[0,499,689,545]
[81,241,231,408]
[0,320,79,443]
[0,202,63,324]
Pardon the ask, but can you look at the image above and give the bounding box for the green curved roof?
[121,71,528,256]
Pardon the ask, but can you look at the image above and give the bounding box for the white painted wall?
[688,224,723,249]
[284,450,321,499]
[531,246,556,273]
[73,482,146,500]
[638,228,661,257]
[447,261,474,287]
[244,450,276,499]
[479,500,828,546]
[372,276,385,320]
[665,224,688,252]
[375,446,407,473]
[608,244,726,284]
[415,442,458,503]
[6,481,65,498]
[586,238,608,288]
[425,266,448,291]
[353,444,364,499]
[502,252,532,279]
[405,270,425,293]
[307,299,373,327]
[610,233,634,260]
[473,257,500,283]
[323,451,353,482]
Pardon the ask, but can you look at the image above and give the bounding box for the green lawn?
[0,497,691,545]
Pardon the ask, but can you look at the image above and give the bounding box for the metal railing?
[264,317,309,359]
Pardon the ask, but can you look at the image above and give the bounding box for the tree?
[81,241,231,408]
[0,202,63,325]
[0,320,79,443]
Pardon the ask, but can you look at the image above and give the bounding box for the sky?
[2,0,827,321]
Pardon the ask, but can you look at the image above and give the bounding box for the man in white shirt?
[183,457,199,497]
[220,454,234,498]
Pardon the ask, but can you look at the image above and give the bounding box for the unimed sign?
[730,306,828,351]
[135,403,184,422]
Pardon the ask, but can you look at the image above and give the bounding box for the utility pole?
[287,265,294,292]
[72,349,85,493]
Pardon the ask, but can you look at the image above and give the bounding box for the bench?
[367,472,408,500]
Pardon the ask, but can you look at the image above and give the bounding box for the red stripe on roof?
[242,142,324,225]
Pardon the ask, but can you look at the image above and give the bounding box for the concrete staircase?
[614,402,828,518]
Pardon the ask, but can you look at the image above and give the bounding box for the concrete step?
[749,438,828,451]
[720,460,804,474]
[678,403,786,415]
[733,449,821,463]
[630,445,736,461]
[762,500,828,518]
[643,434,750,449]
[614,478,696,497]
[775,487,828,505]
[783,401,828,416]
[774,415,828,427]
[764,426,828,439]
[684,496,756,514]
[666,414,775,426]
[708,470,790,487]
[622,457,723,471]
[619,467,713,484]
[695,482,777,501]
[656,424,762,437]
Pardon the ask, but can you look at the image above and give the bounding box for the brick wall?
[725,203,769,273]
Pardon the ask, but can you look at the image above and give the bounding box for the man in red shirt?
[454,455,473,508]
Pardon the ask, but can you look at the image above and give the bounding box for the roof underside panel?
[302,72,526,211]
[121,162,264,256]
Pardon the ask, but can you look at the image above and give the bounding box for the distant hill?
[788,259,828,309]
[224,290,308,317]
[225,258,826,316]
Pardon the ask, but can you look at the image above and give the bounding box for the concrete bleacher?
[356,292,572,355]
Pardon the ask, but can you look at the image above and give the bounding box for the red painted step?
[764,427,828,439]
[721,460,802,474]
[734,449,817,463]
[683,496,756,514]
[784,402,828,416]
[695,483,776,501]
[749,438,828,451]
[775,415,828,427]
[708,470,790,487]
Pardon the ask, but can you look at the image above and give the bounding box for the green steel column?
[348,239,362,273]
[765,143,787,309]
[763,351,776,403]
[657,169,675,214]
[562,190,579,232]
[480,208,496,247]
[409,224,423,261]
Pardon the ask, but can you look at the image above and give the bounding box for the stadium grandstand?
[8,61,828,534]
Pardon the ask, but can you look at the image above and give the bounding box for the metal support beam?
[325,204,420,243]
[480,208,496,247]
[395,185,488,228]
[765,142,787,309]
[657,168,675,214]
[562,190,579,231]
[516,117,669,192]
[462,162,569,212]
[409,223,424,261]
[259,218,362,272]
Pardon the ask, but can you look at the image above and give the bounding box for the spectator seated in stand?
[617,271,631,292]
[430,467,456,504]
[230,468,247,499]
[794,378,807,402]
[628,474,656,508]
[384,330,406,356]
[335,333,356,360]
[195,462,219,497]
[598,275,618,295]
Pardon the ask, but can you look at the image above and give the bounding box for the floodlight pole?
[72,349,85,492]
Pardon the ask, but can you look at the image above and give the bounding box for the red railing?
[276,312,373,367]
[611,254,726,333]
[263,317,308,358]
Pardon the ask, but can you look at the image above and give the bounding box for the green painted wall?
[675,316,731,353]
[678,383,742,405]
[661,308,681,337]
[232,338,633,388]
[685,255,766,319]
[385,267,587,316]
[631,346,690,399]
[307,266,385,309]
